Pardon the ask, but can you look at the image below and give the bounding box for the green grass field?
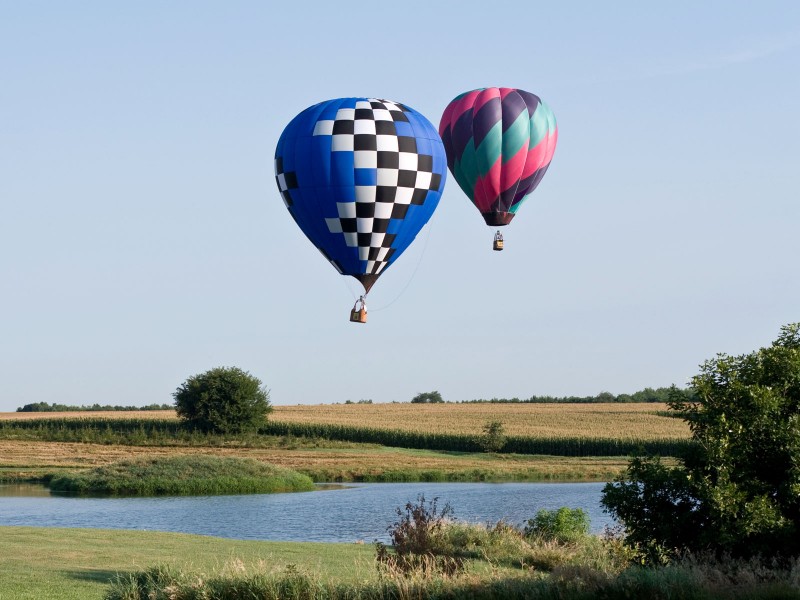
[0,527,375,600]
[5,525,798,600]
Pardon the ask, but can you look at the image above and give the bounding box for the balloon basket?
[350,308,367,324]
[350,296,368,323]
[493,231,504,251]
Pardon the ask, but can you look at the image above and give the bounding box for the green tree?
[478,420,506,452]
[602,323,800,561]
[410,391,444,403]
[173,367,272,434]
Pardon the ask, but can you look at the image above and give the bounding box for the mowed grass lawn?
[1,402,690,440]
[0,526,375,600]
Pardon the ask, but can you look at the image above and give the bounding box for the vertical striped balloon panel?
[440,88,557,226]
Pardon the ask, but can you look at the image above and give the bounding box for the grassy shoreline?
[47,455,315,496]
[0,440,632,485]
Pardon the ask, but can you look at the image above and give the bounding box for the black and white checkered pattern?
[274,156,297,208]
[315,99,442,276]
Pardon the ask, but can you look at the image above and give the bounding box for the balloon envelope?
[276,98,446,293]
[439,88,557,226]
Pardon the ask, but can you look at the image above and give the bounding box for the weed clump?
[375,494,465,577]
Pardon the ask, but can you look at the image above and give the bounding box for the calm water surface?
[0,482,613,543]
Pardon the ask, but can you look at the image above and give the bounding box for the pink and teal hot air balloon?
[439,88,557,245]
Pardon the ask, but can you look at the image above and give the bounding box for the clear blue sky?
[1,1,798,411]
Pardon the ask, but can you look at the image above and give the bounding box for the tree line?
[16,402,173,413]
[460,386,696,404]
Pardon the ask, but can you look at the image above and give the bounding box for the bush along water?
[48,455,314,496]
[524,507,590,544]
[602,323,800,563]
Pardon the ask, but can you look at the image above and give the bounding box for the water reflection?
[0,483,52,497]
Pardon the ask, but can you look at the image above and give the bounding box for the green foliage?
[524,508,590,543]
[478,420,506,452]
[602,323,800,561]
[437,521,529,562]
[411,390,444,403]
[173,366,272,434]
[16,402,171,412]
[47,455,314,496]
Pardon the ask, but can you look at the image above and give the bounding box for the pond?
[0,482,614,543]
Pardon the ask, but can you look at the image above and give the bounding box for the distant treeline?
[16,402,173,413]
[462,387,695,404]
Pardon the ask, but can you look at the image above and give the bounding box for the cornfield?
[0,403,692,457]
[270,403,689,440]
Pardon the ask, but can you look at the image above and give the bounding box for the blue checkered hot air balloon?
[275,98,446,320]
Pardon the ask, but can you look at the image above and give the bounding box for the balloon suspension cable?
[369,218,435,313]
[339,273,362,301]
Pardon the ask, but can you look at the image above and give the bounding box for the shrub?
[524,507,590,543]
[438,520,533,567]
[173,366,271,434]
[478,420,506,452]
[376,494,465,576]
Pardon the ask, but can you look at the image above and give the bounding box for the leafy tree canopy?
[411,391,444,403]
[602,323,800,561]
[173,366,271,434]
